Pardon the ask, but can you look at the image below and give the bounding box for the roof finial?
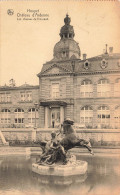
[64,14,71,25]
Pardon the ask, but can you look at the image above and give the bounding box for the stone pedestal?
[32,160,88,177]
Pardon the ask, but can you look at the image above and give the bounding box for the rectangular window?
[15,118,24,124]
[51,83,59,98]
[0,93,11,102]
[26,92,32,101]
[6,94,11,102]
[20,91,32,102]
[1,94,5,102]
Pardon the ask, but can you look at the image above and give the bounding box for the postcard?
[0,1,120,195]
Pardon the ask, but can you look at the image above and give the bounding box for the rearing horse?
[59,119,94,154]
[37,119,94,165]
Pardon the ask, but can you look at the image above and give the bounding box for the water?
[0,154,120,195]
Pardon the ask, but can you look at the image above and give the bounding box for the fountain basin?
[32,160,88,177]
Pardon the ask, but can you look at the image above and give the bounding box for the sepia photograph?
[0,0,120,195]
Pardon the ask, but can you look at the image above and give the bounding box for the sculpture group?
[37,119,94,165]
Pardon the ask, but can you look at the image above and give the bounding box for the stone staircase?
[0,131,9,146]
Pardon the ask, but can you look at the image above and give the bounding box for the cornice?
[37,63,72,77]
[0,102,12,104]
[39,70,120,78]
[76,70,120,75]
[75,97,120,100]
[39,72,73,78]
[0,85,39,91]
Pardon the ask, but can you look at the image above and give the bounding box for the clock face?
[101,59,108,69]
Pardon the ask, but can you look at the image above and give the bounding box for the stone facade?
[0,15,120,130]
[38,15,120,129]
[0,84,39,128]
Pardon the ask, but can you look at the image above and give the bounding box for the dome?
[53,14,81,60]
[53,39,80,60]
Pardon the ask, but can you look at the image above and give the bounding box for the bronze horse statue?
[60,119,93,153]
[37,119,94,165]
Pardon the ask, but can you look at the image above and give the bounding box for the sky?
[0,1,120,86]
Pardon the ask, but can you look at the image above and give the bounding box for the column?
[45,107,49,128]
[10,110,15,127]
[24,111,28,127]
[93,107,98,128]
[110,106,114,128]
[60,106,64,124]
[94,83,97,98]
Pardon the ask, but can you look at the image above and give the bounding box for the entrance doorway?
[51,108,60,128]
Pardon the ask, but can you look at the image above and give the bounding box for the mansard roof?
[38,53,120,77]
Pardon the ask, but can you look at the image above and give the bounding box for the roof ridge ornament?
[64,14,71,25]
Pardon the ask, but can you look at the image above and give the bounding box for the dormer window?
[101,59,108,69]
[84,60,90,70]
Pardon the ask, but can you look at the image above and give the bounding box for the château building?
[0,83,39,128]
[0,14,120,129]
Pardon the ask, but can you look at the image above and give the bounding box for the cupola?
[53,14,81,60]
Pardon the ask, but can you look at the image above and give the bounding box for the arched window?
[14,108,24,124]
[28,108,39,124]
[80,106,93,124]
[80,80,93,97]
[114,79,120,97]
[97,106,110,126]
[0,109,10,124]
[114,107,120,128]
[97,79,110,97]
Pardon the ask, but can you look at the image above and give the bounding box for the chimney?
[83,54,87,60]
[109,47,113,54]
